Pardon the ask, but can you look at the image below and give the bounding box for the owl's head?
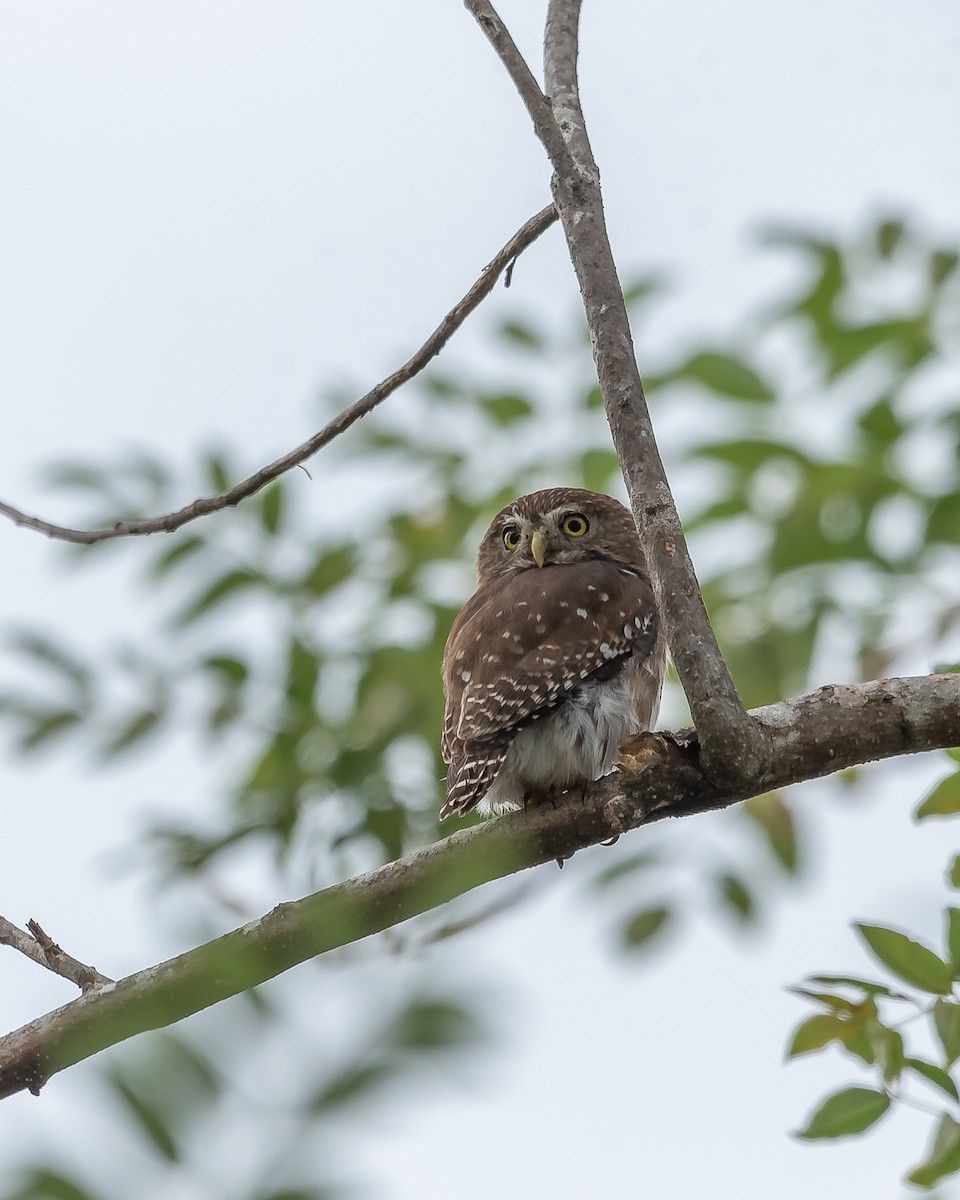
[475,487,645,581]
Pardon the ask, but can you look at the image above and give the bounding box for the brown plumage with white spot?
[440,488,664,819]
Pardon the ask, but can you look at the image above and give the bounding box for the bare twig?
[0,916,112,994]
[1,673,958,1100]
[464,0,574,173]
[0,205,558,547]
[467,0,766,789]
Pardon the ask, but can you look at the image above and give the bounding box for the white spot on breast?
[600,592,609,602]
[600,642,617,659]
[576,608,589,619]
[624,624,633,638]
[460,669,472,682]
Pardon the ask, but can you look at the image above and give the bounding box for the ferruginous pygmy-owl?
[440,487,664,819]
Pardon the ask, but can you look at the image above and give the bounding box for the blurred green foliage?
[0,213,958,1197]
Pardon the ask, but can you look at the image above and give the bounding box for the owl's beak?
[529,529,547,568]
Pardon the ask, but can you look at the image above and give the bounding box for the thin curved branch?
[0,918,112,993]
[0,205,558,547]
[2,674,957,1101]
[464,0,574,173]
[468,0,765,790]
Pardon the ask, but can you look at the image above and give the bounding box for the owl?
[440,487,664,819]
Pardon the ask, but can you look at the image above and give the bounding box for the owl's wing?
[442,559,659,753]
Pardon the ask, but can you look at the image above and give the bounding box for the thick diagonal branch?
[1,674,958,1101]
[467,0,765,788]
[0,205,558,547]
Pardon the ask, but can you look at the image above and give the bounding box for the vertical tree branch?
[467,0,769,787]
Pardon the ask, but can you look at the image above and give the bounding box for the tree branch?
[2,674,957,1101]
[467,0,766,790]
[0,205,558,547]
[0,918,113,994]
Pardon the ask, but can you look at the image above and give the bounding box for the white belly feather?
[477,659,655,817]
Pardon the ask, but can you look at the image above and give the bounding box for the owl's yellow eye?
[502,525,521,551]
[562,513,589,537]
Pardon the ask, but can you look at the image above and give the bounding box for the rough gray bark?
[467,0,768,789]
[2,675,958,1102]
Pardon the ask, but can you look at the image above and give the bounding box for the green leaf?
[839,1020,878,1066]
[794,1086,890,1140]
[786,1013,846,1059]
[107,1072,179,1161]
[743,792,798,873]
[717,872,755,923]
[8,633,92,695]
[622,274,666,308]
[579,448,621,493]
[584,384,604,410]
[876,1025,905,1084]
[311,1059,398,1111]
[904,1057,960,1102]
[621,905,672,950]
[855,923,954,994]
[915,772,960,820]
[176,569,264,626]
[5,1168,106,1200]
[99,709,162,758]
[17,709,82,753]
[589,849,660,890]
[387,999,482,1051]
[203,655,249,684]
[875,217,906,258]
[934,999,960,1064]
[857,396,904,449]
[786,987,853,1012]
[480,392,533,425]
[148,535,206,579]
[42,462,116,494]
[205,452,232,492]
[679,350,775,403]
[946,908,960,976]
[807,975,902,997]
[930,249,960,288]
[907,1112,960,1189]
[497,319,545,350]
[259,483,285,536]
[300,546,356,596]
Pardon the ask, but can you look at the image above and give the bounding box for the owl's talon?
[600,835,620,847]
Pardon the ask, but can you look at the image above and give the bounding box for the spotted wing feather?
[441,560,658,817]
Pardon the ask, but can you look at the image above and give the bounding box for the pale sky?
[2,3,960,1197]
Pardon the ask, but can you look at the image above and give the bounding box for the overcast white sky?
[2,2,960,1197]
